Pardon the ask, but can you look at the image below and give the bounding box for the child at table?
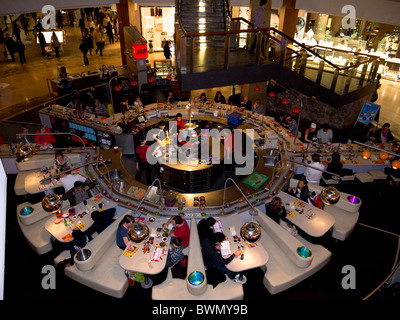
[166,237,187,279]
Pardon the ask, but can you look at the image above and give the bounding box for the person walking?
[106,21,114,44]
[15,39,26,64]
[79,36,89,66]
[94,25,104,56]
[37,30,47,57]
[51,31,61,57]
[3,33,15,62]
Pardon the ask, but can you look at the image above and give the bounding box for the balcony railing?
[174,5,381,95]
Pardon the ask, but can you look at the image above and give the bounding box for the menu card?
[123,245,138,258]
[213,220,224,234]
[151,244,164,262]
[221,240,231,256]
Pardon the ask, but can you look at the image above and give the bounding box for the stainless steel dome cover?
[16,144,33,162]
[42,194,63,212]
[321,186,340,205]
[240,221,261,243]
[128,221,150,243]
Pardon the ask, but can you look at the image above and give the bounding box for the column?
[278,0,298,39]
[116,0,130,65]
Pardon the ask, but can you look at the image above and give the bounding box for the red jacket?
[35,127,56,145]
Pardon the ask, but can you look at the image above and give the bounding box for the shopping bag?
[44,46,52,53]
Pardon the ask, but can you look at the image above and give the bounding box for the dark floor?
[3,169,400,305]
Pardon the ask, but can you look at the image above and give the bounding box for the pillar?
[116,0,130,66]
[278,0,298,39]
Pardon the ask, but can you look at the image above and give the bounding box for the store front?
[140,6,175,52]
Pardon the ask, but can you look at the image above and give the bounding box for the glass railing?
[174,15,381,95]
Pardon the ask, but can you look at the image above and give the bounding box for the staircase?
[179,0,228,47]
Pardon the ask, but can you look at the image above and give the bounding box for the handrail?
[231,17,254,28]
[177,14,379,74]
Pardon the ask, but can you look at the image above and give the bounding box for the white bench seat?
[355,172,374,183]
[17,209,54,255]
[260,232,331,294]
[307,183,361,241]
[152,269,244,300]
[152,218,244,300]
[255,211,331,295]
[368,169,387,180]
[54,213,130,298]
[323,206,359,241]
[14,171,32,196]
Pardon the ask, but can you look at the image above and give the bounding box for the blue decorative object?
[188,271,205,286]
[297,246,312,258]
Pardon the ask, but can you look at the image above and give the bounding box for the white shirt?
[59,173,86,192]
[304,162,325,183]
[317,129,333,144]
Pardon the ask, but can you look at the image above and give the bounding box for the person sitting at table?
[358,123,376,143]
[171,112,186,132]
[285,116,297,136]
[304,153,325,184]
[62,180,95,207]
[287,178,310,202]
[166,91,176,104]
[166,237,187,279]
[166,237,185,269]
[84,103,94,114]
[86,208,116,236]
[251,99,264,115]
[265,196,288,224]
[17,126,34,144]
[317,123,333,144]
[198,92,207,103]
[198,217,216,243]
[65,229,92,267]
[35,125,57,148]
[120,96,132,113]
[133,96,143,108]
[153,121,169,142]
[214,91,226,104]
[53,150,72,171]
[265,196,297,236]
[84,85,99,105]
[374,123,394,143]
[116,214,137,250]
[275,112,288,127]
[163,215,190,248]
[240,96,252,111]
[58,171,87,194]
[201,232,244,284]
[93,99,108,117]
[304,123,318,143]
[323,152,343,180]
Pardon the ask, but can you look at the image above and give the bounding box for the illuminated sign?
[132,43,148,59]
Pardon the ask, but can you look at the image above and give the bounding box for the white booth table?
[44,195,117,243]
[217,214,269,273]
[24,170,62,195]
[119,217,171,288]
[277,191,336,238]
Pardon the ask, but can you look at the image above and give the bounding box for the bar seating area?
[7,93,396,301]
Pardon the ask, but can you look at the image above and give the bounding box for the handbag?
[279,219,298,236]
